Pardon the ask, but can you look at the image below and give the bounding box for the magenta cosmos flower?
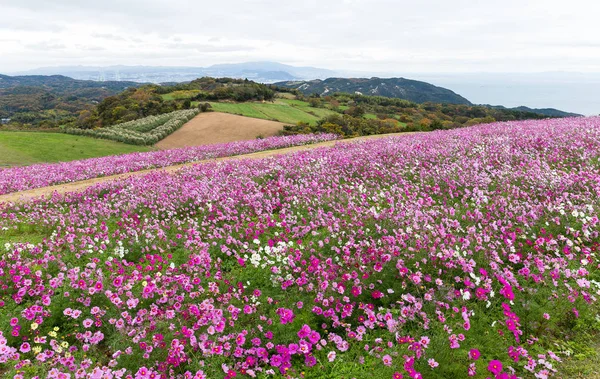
[487,359,503,375]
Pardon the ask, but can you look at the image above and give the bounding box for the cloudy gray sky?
[1,0,600,73]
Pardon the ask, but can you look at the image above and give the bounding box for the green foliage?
[198,102,212,112]
[73,78,275,130]
[157,77,275,102]
[0,74,143,129]
[286,93,554,136]
[79,85,181,129]
[282,114,405,137]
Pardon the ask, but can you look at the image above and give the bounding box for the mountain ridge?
[275,77,472,105]
[0,74,140,92]
[12,62,337,83]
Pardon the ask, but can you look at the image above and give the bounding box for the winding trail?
[0,132,420,204]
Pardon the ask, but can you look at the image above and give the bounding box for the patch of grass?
[275,92,296,99]
[209,101,337,126]
[276,99,311,107]
[0,224,49,246]
[160,90,201,101]
[251,103,323,124]
[0,131,152,166]
[364,113,378,120]
[208,102,270,120]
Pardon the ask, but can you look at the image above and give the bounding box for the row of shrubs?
[66,109,199,145]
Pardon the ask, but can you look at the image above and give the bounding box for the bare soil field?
[155,112,287,150]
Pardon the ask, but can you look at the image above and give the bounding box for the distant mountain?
[14,62,339,84]
[0,74,140,93]
[208,62,337,80]
[275,77,472,105]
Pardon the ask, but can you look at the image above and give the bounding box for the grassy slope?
[186,99,338,126]
[164,91,398,126]
[0,131,152,166]
[207,101,335,125]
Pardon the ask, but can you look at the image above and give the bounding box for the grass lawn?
[0,131,152,166]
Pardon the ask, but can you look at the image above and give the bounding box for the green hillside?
[275,77,473,105]
[205,99,337,125]
[0,131,151,167]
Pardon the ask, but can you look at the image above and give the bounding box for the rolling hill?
[275,77,472,105]
[0,74,142,127]
[0,74,139,92]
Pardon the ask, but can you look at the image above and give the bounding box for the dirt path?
[156,112,287,150]
[0,133,419,204]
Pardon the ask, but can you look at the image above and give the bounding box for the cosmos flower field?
[0,133,339,195]
[1,117,600,379]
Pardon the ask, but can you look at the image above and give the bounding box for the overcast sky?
[1,0,599,73]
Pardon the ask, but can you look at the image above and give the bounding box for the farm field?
[1,117,599,378]
[0,131,151,167]
[155,112,288,149]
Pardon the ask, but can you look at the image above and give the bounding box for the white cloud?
[0,0,599,73]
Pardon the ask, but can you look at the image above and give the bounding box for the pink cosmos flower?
[19,342,31,353]
[487,359,503,375]
[382,354,393,366]
[235,334,245,346]
[305,355,317,367]
[327,351,336,362]
[298,324,311,339]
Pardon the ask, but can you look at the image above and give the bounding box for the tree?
[198,103,212,112]
[346,105,365,117]
[430,119,444,130]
